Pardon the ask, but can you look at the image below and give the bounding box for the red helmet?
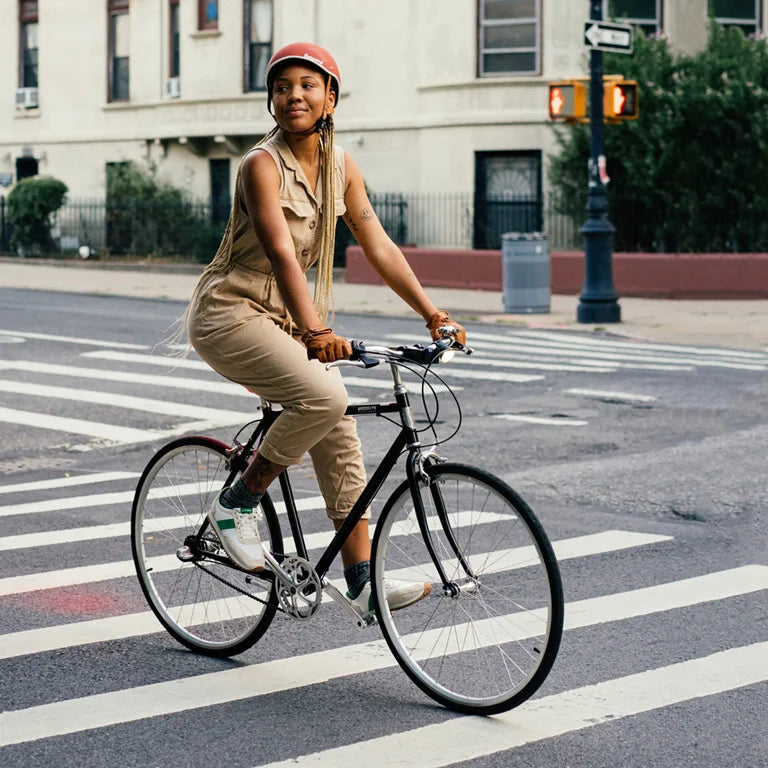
[265,42,341,99]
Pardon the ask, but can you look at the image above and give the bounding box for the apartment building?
[2,1,764,250]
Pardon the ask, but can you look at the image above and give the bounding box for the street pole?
[578,0,621,323]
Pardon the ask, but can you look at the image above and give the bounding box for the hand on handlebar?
[301,327,353,364]
[426,310,467,347]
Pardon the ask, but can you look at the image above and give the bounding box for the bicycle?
[131,334,564,715]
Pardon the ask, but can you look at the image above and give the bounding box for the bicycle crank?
[263,552,322,619]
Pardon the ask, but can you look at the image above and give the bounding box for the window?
[198,0,218,30]
[712,0,761,34]
[108,0,130,102]
[606,0,661,36]
[478,0,540,77]
[19,1,38,88]
[245,0,273,92]
[170,0,180,78]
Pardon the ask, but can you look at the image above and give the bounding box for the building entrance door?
[473,151,542,249]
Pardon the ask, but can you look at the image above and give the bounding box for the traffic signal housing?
[548,81,587,122]
[603,80,638,120]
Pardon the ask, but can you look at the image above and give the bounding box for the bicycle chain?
[193,560,285,614]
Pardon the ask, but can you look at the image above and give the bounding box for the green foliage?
[106,161,225,262]
[548,24,768,252]
[8,176,68,254]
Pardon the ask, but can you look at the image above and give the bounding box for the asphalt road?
[0,288,766,768]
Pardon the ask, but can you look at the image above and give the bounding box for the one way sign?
[583,21,633,53]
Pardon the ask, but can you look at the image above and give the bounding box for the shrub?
[548,23,768,252]
[8,176,68,254]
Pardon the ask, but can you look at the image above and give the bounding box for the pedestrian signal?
[548,82,586,121]
[603,80,638,119]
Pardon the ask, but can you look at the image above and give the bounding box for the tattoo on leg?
[242,453,287,494]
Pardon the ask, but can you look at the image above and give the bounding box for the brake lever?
[349,340,381,369]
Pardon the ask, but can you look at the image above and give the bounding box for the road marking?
[493,414,588,426]
[453,334,746,371]
[0,406,249,451]
[566,388,657,403]
[0,360,257,397]
[385,334,695,372]
[0,379,252,423]
[0,529,670,596]
[516,329,768,361]
[0,406,162,443]
[0,329,148,349]
[260,639,768,768]
[0,506,507,551]
[1,565,765,745]
[0,484,325,519]
[0,471,139,495]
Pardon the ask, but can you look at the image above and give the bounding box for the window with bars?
[19,1,38,88]
[606,0,661,36]
[712,0,762,34]
[170,0,180,78]
[108,0,130,101]
[199,0,218,31]
[478,0,540,77]
[245,0,273,92]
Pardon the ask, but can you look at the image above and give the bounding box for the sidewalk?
[2,258,767,351]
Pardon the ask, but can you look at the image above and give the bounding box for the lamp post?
[578,0,621,323]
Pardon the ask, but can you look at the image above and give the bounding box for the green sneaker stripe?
[216,518,236,531]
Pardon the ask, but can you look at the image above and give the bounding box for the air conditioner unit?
[165,77,181,99]
[14,87,39,110]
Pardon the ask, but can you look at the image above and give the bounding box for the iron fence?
[16,191,765,260]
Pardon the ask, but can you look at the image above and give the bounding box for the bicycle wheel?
[131,436,283,657]
[371,462,563,715]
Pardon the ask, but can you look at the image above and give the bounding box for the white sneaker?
[207,494,265,571]
[349,579,432,617]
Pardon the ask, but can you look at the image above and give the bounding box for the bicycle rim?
[372,463,563,714]
[131,437,282,657]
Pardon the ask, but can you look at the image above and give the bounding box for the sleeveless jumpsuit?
[187,131,368,520]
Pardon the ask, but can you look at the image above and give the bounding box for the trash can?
[501,232,550,314]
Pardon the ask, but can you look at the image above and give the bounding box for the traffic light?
[548,81,587,121]
[603,80,638,120]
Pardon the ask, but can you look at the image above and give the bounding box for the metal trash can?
[501,232,550,314]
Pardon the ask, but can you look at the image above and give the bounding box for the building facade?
[2,0,765,251]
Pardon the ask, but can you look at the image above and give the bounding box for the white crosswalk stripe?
[1,459,765,761]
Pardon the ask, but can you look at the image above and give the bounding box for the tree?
[548,24,768,252]
[8,176,68,254]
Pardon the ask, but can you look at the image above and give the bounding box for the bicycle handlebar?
[325,334,472,371]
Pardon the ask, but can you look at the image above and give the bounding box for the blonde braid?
[312,116,336,326]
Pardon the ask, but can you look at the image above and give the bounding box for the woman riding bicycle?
[186,42,466,615]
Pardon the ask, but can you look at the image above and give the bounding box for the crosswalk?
[1,326,767,764]
[1,326,766,452]
[1,466,766,759]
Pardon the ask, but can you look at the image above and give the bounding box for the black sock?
[220,478,263,510]
[344,560,371,599]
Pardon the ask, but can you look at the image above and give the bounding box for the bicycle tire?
[371,462,563,715]
[131,436,283,657]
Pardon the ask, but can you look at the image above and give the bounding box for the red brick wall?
[345,246,768,299]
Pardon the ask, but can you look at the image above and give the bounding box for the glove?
[426,310,467,347]
[301,327,353,364]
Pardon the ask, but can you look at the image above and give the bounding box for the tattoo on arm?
[360,208,374,221]
[344,214,359,232]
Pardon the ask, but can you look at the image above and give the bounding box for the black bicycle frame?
[202,372,464,588]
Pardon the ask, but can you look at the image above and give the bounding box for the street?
[0,287,766,767]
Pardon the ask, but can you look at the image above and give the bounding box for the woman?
[187,42,466,616]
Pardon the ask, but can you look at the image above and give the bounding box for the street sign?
[583,21,633,53]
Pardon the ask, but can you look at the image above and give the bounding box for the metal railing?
[11,191,764,260]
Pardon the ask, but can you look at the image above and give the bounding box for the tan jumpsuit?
[188,131,368,520]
